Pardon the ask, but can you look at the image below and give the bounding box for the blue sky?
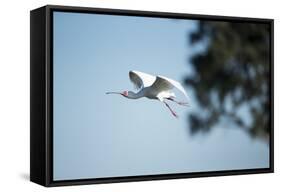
[53,11,269,180]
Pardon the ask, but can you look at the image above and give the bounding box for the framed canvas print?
[30,5,274,187]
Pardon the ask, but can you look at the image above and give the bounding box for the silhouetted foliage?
[186,21,270,140]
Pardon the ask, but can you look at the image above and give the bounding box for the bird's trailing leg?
[167,97,189,106]
[163,101,178,118]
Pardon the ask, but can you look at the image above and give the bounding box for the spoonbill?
[106,70,189,118]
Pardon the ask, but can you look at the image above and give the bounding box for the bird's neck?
[127,91,143,99]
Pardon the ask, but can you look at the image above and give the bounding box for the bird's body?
[129,86,174,100]
[106,70,189,118]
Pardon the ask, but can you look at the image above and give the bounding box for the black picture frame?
[30,5,274,187]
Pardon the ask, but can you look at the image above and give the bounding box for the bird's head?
[121,91,129,97]
[106,90,129,97]
[106,90,135,98]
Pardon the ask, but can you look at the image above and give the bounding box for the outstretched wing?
[151,75,188,99]
[129,70,156,90]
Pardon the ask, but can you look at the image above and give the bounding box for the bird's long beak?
[106,91,122,95]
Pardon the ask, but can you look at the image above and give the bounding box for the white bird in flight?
[106,70,189,118]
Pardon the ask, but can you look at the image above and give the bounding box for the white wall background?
[0,0,279,191]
